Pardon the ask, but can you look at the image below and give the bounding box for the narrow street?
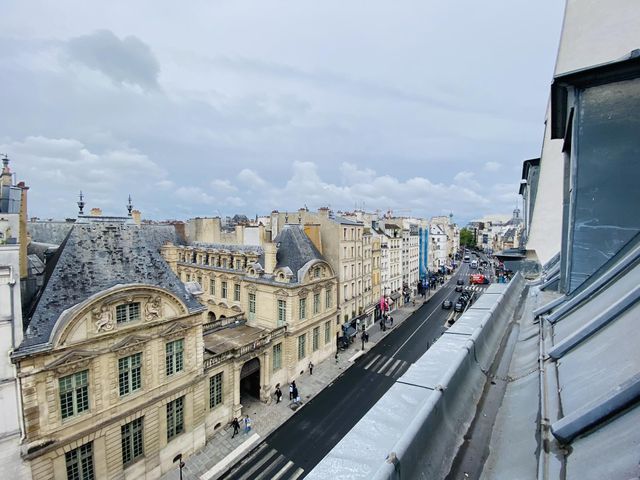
[220,263,484,479]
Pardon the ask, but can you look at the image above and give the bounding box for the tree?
[459,228,475,248]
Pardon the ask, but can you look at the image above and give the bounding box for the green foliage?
[459,228,475,247]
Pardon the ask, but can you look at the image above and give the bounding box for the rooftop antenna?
[127,194,133,216]
[77,191,85,215]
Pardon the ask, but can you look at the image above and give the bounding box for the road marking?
[236,448,278,480]
[386,359,403,376]
[290,468,305,479]
[271,460,294,480]
[200,433,261,480]
[363,354,381,370]
[253,454,285,480]
[377,356,395,375]
[391,300,443,358]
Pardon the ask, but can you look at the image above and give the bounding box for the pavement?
[161,279,453,480]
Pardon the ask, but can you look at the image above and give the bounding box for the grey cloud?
[66,30,160,90]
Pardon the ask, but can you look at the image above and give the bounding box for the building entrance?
[240,357,261,400]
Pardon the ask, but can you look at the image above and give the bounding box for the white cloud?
[484,161,501,172]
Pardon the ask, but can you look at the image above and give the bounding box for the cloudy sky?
[0,1,564,223]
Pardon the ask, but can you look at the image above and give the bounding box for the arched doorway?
[208,312,216,322]
[240,357,261,401]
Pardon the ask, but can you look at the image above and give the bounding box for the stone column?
[232,363,242,418]
[260,350,271,404]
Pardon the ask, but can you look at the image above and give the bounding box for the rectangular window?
[235,259,242,270]
[116,302,140,324]
[197,275,203,286]
[273,343,282,371]
[313,327,320,351]
[298,334,306,360]
[314,267,321,278]
[221,281,228,299]
[277,300,286,326]
[209,278,215,296]
[326,289,332,308]
[121,417,144,466]
[299,298,307,320]
[234,284,241,302]
[65,442,94,480]
[324,321,331,344]
[166,396,184,441]
[165,339,184,376]
[209,372,223,409]
[118,353,142,396]
[59,370,89,420]
[313,293,320,314]
[249,293,256,314]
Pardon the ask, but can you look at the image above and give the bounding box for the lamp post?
[173,453,185,480]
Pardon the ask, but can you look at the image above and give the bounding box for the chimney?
[17,181,29,279]
[318,207,330,218]
[264,242,277,274]
[132,209,141,225]
[90,207,102,216]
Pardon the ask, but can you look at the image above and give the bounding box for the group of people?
[231,415,252,438]
[379,313,394,332]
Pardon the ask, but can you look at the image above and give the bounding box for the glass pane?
[569,78,640,292]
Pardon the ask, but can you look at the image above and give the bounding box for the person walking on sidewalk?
[289,382,293,400]
[292,384,299,403]
[390,316,394,327]
[244,415,252,435]
[361,331,366,350]
[308,362,314,375]
[275,385,282,403]
[231,417,240,438]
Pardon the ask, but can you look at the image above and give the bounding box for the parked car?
[442,299,453,310]
[454,301,464,312]
[460,292,471,302]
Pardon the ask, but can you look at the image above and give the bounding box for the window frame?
[116,302,141,324]
[165,339,185,377]
[166,396,185,441]
[65,441,94,480]
[59,370,89,420]
[272,343,282,371]
[209,372,223,409]
[121,417,144,467]
[118,352,142,397]
[297,334,306,360]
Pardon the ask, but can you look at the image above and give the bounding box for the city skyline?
[1,1,563,222]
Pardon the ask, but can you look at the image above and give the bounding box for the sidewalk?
[162,282,451,480]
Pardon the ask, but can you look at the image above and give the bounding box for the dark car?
[454,301,464,312]
[460,292,471,302]
[442,299,453,310]
[455,285,463,292]
[456,279,464,285]
[458,295,468,305]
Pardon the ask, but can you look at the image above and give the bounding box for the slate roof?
[332,215,362,226]
[18,221,203,354]
[272,224,325,281]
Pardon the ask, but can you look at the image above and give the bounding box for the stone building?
[161,223,338,412]
[12,218,207,479]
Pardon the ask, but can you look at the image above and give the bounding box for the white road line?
[391,299,443,358]
[290,468,305,480]
[385,359,402,376]
[254,455,286,480]
[363,354,381,370]
[271,460,294,480]
[237,449,278,480]
[200,433,262,480]
[369,355,388,371]
[392,362,409,378]
[377,356,396,375]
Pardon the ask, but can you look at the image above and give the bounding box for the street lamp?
[173,453,185,480]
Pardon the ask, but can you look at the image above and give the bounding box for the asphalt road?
[221,263,482,480]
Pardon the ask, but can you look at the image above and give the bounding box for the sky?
[0,1,564,224]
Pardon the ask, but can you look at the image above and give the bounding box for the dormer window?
[116,302,140,324]
[314,267,321,278]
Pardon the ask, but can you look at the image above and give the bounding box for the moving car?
[456,279,464,285]
[470,274,490,285]
[455,285,463,292]
[442,299,453,310]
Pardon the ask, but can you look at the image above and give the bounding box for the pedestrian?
[365,331,369,343]
[275,386,282,403]
[361,332,366,350]
[289,382,293,400]
[335,352,339,364]
[244,415,252,434]
[231,417,240,438]
[292,385,299,403]
[390,316,394,327]
[308,362,314,375]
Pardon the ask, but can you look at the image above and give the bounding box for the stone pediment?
[46,350,97,374]
[274,289,288,298]
[109,334,150,354]
[161,321,190,339]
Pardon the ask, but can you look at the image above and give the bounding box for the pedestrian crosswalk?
[361,354,410,378]
[462,285,486,292]
[222,443,304,480]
